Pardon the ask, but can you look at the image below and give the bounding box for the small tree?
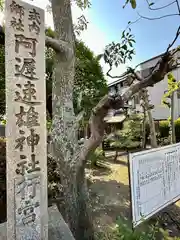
[110,114,142,161]
[162,72,180,144]
[141,89,157,148]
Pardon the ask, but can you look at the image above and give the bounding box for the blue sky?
[2,0,179,83]
[88,0,180,65]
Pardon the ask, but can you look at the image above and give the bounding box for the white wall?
[140,53,180,120]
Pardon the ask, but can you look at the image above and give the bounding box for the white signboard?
[129,143,180,227]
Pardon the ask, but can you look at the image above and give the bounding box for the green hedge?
[159,120,169,138]
[159,118,180,140]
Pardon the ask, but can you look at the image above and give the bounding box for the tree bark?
[114,149,118,162]
[143,89,158,148]
[48,1,178,237]
[51,0,94,239]
[141,105,146,149]
[56,167,94,240]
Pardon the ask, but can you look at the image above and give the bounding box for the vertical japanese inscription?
[5,1,47,240]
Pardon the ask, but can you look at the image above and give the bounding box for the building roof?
[139,52,165,66]
[104,114,126,123]
[108,75,127,87]
[139,47,178,66]
[108,48,179,88]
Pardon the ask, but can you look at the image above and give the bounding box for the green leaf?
[128,41,133,47]
[0,0,4,11]
[130,0,136,9]
[120,51,125,56]
[130,39,136,43]
[121,30,125,39]
[122,44,127,50]
[96,54,103,61]
[149,2,154,6]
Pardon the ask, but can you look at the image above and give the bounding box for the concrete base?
[0,205,75,240]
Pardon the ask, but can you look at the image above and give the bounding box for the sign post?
[5,0,48,239]
[129,143,180,228]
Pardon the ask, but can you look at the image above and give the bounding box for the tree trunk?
[49,1,177,237]
[57,167,94,240]
[51,0,94,239]
[85,123,88,139]
[114,149,118,162]
[170,91,176,144]
[143,89,157,148]
[141,106,146,149]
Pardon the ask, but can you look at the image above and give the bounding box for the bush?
[159,121,170,138]
[114,217,161,240]
[108,114,143,152]
[47,153,63,201]
[95,217,172,240]
[125,114,143,142]
[175,118,180,142]
[103,137,112,150]
[158,118,180,142]
[110,133,140,151]
[89,147,104,167]
[157,136,171,146]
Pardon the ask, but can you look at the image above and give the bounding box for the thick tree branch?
[79,48,178,164]
[106,24,180,82]
[0,24,71,53]
[122,52,174,100]
[79,95,124,165]
[45,36,69,53]
[167,26,180,52]
[128,67,142,81]
[134,26,180,80]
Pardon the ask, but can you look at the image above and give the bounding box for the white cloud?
[1,0,129,83]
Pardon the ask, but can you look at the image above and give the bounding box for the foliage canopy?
[0,28,107,120]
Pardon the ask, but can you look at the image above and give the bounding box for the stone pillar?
[5,0,48,239]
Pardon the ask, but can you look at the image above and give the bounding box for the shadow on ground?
[87,155,180,238]
[89,164,113,177]
[155,204,180,237]
[88,174,131,229]
[105,156,128,167]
